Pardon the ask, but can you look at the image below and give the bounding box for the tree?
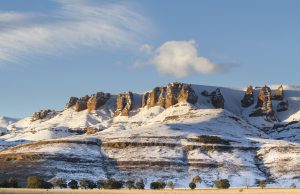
[80,179,96,189]
[192,175,202,184]
[189,182,196,190]
[27,176,52,189]
[258,180,266,189]
[97,180,105,189]
[126,179,135,190]
[68,180,78,189]
[290,183,296,188]
[135,179,145,190]
[0,180,9,188]
[167,181,174,189]
[214,179,230,189]
[53,178,67,189]
[8,177,18,188]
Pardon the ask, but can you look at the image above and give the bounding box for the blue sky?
[0,0,299,118]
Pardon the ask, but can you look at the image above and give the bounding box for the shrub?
[167,181,174,189]
[290,183,297,188]
[192,175,202,184]
[258,180,266,189]
[214,179,230,189]
[8,177,18,188]
[26,176,53,189]
[189,182,196,190]
[53,178,67,189]
[0,180,9,188]
[150,181,166,190]
[80,179,96,189]
[68,180,78,189]
[126,179,135,190]
[96,178,123,189]
[135,180,145,190]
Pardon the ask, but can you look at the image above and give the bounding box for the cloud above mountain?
[0,0,152,63]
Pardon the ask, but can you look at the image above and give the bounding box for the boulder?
[31,109,52,121]
[272,85,284,100]
[115,92,133,116]
[211,88,224,109]
[87,92,110,112]
[75,95,90,112]
[65,97,78,109]
[241,86,254,107]
[277,100,288,112]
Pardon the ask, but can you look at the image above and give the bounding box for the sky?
[0,0,300,118]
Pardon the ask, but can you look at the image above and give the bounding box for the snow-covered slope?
[0,83,299,187]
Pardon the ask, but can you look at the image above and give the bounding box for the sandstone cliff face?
[65,97,78,109]
[87,92,110,112]
[273,85,284,100]
[75,95,90,112]
[250,86,277,121]
[211,88,225,109]
[241,86,254,107]
[114,92,133,116]
[142,82,198,109]
[31,109,52,122]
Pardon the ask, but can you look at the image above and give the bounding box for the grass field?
[0,188,300,194]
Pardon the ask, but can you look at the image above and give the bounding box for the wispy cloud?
[0,0,152,63]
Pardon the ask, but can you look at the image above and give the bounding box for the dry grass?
[0,188,300,194]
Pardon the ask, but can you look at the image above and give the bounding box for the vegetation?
[96,178,123,189]
[53,178,67,189]
[189,182,196,190]
[27,176,53,189]
[68,180,78,189]
[79,179,96,189]
[167,181,174,189]
[258,180,266,189]
[192,175,202,184]
[214,179,230,189]
[0,177,19,188]
[135,179,145,190]
[125,180,135,190]
[191,135,230,145]
[150,181,166,190]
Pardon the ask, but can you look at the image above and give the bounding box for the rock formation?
[142,82,198,109]
[31,109,52,122]
[272,85,284,100]
[87,92,110,112]
[241,86,254,107]
[75,95,90,112]
[277,100,288,112]
[250,86,277,121]
[114,92,133,116]
[211,88,225,109]
[65,97,78,109]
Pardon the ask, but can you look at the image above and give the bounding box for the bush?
[126,179,135,190]
[189,182,196,190]
[258,180,266,189]
[214,179,230,189]
[192,175,202,184]
[135,180,145,190]
[8,177,18,188]
[290,183,297,188]
[96,178,123,189]
[68,180,78,189]
[27,176,53,189]
[53,178,67,189]
[150,181,166,190]
[80,179,96,189]
[167,181,174,189]
[0,180,9,188]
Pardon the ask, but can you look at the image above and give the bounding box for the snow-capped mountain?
[0,83,299,187]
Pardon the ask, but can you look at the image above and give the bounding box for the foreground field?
[0,188,300,194]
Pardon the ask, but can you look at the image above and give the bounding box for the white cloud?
[0,0,152,63]
[152,40,220,78]
[139,44,153,56]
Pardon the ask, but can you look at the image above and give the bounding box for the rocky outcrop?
[75,95,90,112]
[31,109,52,122]
[241,86,254,107]
[65,97,78,109]
[142,82,198,109]
[87,92,110,112]
[277,100,288,112]
[211,88,225,109]
[250,86,277,121]
[114,92,133,116]
[272,85,284,100]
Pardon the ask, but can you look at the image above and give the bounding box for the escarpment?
[114,92,133,116]
[142,82,198,109]
[241,86,254,107]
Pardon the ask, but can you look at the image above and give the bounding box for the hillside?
[0,83,299,188]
